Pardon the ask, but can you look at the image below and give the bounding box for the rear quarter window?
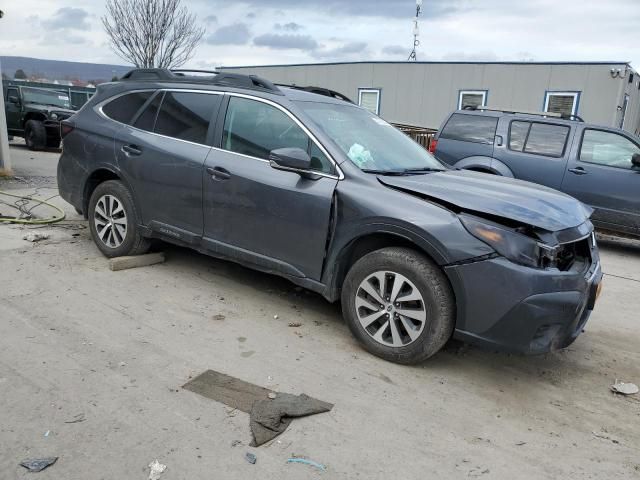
[508,121,569,158]
[439,113,498,144]
[101,91,153,124]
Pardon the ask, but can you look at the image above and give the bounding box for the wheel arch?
[83,168,126,219]
[453,156,514,177]
[23,112,47,127]
[323,229,451,303]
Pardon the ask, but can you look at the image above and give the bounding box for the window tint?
[154,92,218,144]
[523,123,569,157]
[134,92,163,132]
[580,129,640,169]
[439,113,497,144]
[222,96,334,174]
[102,91,153,124]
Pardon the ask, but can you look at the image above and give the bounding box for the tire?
[24,120,46,151]
[88,180,150,258]
[341,247,455,364]
[46,137,61,149]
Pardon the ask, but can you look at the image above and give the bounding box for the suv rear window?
[508,121,569,158]
[102,91,153,124]
[439,113,498,144]
[153,91,219,145]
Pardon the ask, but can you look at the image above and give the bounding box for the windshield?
[22,88,71,109]
[296,101,445,173]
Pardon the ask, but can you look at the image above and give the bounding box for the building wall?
[220,62,639,135]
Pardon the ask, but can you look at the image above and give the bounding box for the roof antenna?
[407,0,423,61]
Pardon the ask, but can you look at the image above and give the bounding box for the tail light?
[428,139,438,154]
[60,120,75,139]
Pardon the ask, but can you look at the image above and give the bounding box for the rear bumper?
[446,251,602,354]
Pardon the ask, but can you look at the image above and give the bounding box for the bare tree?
[102,0,205,69]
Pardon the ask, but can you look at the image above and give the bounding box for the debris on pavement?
[231,440,242,447]
[610,380,638,395]
[592,431,620,444]
[286,457,326,471]
[148,459,167,480]
[212,314,226,321]
[183,370,333,447]
[245,452,257,464]
[273,314,279,319]
[20,457,58,472]
[108,252,165,272]
[288,322,302,327]
[23,232,49,242]
[64,413,86,424]
[44,430,50,437]
[268,392,277,399]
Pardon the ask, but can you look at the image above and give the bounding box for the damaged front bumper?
[445,232,602,354]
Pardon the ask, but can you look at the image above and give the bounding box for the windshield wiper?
[361,169,410,176]
[362,167,445,176]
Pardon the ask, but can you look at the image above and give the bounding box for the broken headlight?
[459,214,557,269]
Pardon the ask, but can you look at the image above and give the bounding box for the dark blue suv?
[58,69,602,364]
[432,108,640,239]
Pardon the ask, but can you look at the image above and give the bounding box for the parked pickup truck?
[3,84,75,150]
[431,108,640,239]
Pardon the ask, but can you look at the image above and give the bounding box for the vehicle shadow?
[596,233,640,256]
[156,241,621,386]
[9,142,62,154]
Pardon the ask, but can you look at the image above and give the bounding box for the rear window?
[154,91,219,144]
[439,113,497,144]
[102,91,153,124]
[509,121,569,158]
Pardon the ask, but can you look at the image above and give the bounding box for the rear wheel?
[341,247,455,364]
[24,120,46,150]
[88,180,150,258]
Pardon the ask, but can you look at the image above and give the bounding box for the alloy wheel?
[94,194,127,248]
[355,271,427,347]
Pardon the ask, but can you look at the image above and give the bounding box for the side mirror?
[8,95,19,105]
[632,153,640,169]
[269,147,311,171]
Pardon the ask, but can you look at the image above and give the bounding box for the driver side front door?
[561,128,640,234]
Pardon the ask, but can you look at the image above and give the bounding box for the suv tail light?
[428,139,438,154]
[60,120,75,139]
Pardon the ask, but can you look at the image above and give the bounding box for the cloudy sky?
[0,0,639,68]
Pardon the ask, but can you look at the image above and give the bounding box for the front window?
[580,129,640,169]
[22,87,71,109]
[297,101,446,173]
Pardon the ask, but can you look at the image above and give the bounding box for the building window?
[358,88,381,115]
[458,90,487,110]
[544,91,579,117]
[620,94,629,129]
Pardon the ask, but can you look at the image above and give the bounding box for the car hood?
[378,170,593,232]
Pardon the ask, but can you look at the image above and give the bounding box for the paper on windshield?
[348,143,374,167]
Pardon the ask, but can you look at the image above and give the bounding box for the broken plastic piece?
[148,459,167,480]
[287,457,326,471]
[20,457,58,472]
[245,452,257,464]
[23,232,49,242]
[610,380,639,395]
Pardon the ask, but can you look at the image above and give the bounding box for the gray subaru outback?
[57,69,602,364]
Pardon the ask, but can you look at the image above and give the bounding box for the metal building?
[220,61,640,136]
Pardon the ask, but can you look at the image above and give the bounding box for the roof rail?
[276,84,354,103]
[462,105,584,122]
[119,68,282,95]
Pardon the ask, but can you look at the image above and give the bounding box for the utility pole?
[408,0,423,61]
[0,9,11,175]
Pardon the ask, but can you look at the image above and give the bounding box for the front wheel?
[341,247,455,364]
[88,180,150,258]
[24,120,46,150]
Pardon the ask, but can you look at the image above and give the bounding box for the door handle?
[568,167,588,175]
[121,144,142,156]
[206,166,231,180]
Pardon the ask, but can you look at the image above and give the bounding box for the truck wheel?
[46,137,61,149]
[24,120,46,151]
[88,180,150,258]
[341,247,455,364]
